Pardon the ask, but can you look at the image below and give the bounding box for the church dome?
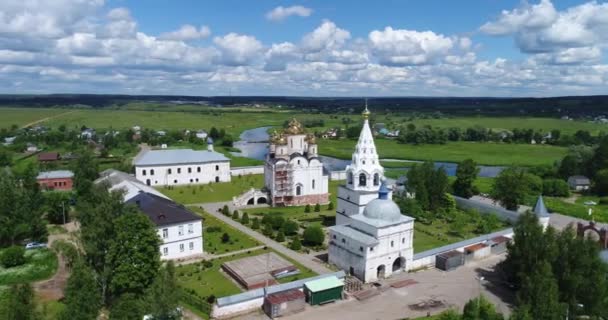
[363,199,402,221]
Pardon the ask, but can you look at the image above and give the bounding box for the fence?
[454,196,520,223]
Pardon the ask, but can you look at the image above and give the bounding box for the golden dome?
[285,118,304,135]
[306,133,317,144]
[362,98,371,120]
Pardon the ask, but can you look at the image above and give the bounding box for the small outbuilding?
[489,236,511,255]
[38,152,60,162]
[464,243,491,262]
[263,289,306,318]
[435,250,465,271]
[303,275,344,306]
[568,175,591,191]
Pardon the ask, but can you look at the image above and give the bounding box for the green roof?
[304,276,344,293]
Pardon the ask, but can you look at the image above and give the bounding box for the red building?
[37,152,60,163]
[37,170,74,191]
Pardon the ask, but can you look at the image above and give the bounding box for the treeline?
[396,125,600,146]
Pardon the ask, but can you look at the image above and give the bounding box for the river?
[232,127,504,177]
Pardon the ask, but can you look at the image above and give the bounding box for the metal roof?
[413,228,513,260]
[134,149,229,166]
[568,175,591,185]
[304,276,344,293]
[329,225,379,246]
[127,192,201,227]
[95,169,170,202]
[37,170,74,180]
[533,196,550,218]
[216,271,346,307]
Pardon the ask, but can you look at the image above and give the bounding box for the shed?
[263,289,306,318]
[489,236,511,255]
[568,175,591,191]
[38,152,60,162]
[435,250,464,271]
[303,276,344,306]
[464,243,491,262]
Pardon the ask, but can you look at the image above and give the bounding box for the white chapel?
[329,105,415,283]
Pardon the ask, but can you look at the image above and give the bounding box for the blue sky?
[0,0,607,96]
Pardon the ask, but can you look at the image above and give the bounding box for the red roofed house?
[37,170,74,191]
[38,152,60,163]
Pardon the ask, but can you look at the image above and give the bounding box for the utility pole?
[61,201,66,225]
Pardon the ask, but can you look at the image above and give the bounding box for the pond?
[232,127,504,177]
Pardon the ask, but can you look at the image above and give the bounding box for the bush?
[303,225,324,246]
[281,220,299,236]
[221,233,230,243]
[290,236,302,250]
[232,210,239,220]
[327,201,334,211]
[262,223,274,237]
[276,231,285,242]
[222,205,230,216]
[241,212,250,225]
[314,203,321,212]
[542,179,570,197]
[1,246,26,268]
[304,204,311,213]
[251,218,260,230]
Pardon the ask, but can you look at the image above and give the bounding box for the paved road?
[189,201,332,275]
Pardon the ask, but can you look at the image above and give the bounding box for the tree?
[542,179,570,197]
[453,159,480,199]
[232,210,239,220]
[0,148,12,167]
[241,212,250,225]
[438,310,461,320]
[304,204,311,213]
[594,168,608,196]
[290,235,302,250]
[462,295,504,320]
[72,149,99,198]
[517,262,563,320]
[107,212,161,297]
[2,283,39,320]
[303,225,324,246]
[251,218,260,230]
[314,203,321,212]
[44,191,71,224]
[144,261,180,320]
[221,232,230,243]
[221,205,230,216]
[0,246,25,268]
[491,168,531,211]
[281,219,299,236]
[262,223,274,237]
[109,293,145,320]
[276,231,285,242]
[327,201,334,210]
[61,263,102,320]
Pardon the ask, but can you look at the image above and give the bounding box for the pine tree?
[222,205,230,216]
[232,210,239,220]
[304,204,311,213]
[328,201,334,210]
[263,223,274,237]
[290,235,302,250]
[251,218,260,230]
[314,203,321,212]
[453,159,480,199]
[276,231,285,242]
[241,212,250,225]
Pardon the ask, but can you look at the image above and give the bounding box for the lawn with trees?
[191,209,260,254]
[158,174,265,204]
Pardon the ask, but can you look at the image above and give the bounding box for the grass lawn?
[0,248,58,286]
[191,209,260,255]
[446,176,495,195]
[40,300,66,320]
[0,108,71,129]
[543,196,608,223]
[157,174,265,204]
[318,139,568,167]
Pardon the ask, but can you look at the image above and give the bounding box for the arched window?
[197,167,201,173]
[150,169,155,176]
[373,173,380,186]
[188,167,192,173]
[359,173,367,187]
[215,165,219,171]
[215,176,220,183]
[142,169,147,176]
[347,172,353,185]
[312,179,316,189]
[296,185,302,196]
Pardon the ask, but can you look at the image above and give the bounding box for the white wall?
[135,161,230,186]
[330,170,347,181]
[230,166,264,176]
[157,221,203,260]
[212,297,264,319]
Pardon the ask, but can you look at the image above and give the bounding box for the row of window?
[332,235,406,252]
[142,165,220,176]
[145,176,220,186]
[162,241,195,256]
[52,181,69,187]
[161,224,195,239]
[294,179,316,196]
[347,172,380,187]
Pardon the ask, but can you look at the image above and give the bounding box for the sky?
[1,0,608,97]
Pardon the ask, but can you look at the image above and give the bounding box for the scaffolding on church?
[273,163,294,206]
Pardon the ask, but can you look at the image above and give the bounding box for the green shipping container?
[304,276,344,306]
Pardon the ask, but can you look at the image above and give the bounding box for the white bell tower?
[335,100,392,225]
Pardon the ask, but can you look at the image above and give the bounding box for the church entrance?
[392,257,405,272]
[257,197,267,204]
[377,265,386,279]
[146,179,151,186]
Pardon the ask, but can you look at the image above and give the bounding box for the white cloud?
[368,27,455,65]
[213,33,263,66]
[266,5,312,22]
[301,21,350,52]
[480,0,557,35]
[264,42,300,71]
[159,25,211,41]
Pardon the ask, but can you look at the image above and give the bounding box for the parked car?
[584,201,597,206]
[25,242,47,250]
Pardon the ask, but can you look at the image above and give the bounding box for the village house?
[37,152,60,163]
[568,175,591,191]
[37,170,74,191]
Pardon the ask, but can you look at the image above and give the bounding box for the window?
[391,241,394,247]
[332,235,336,240]
[142,169,147,176]
[296,185,302,196]
[215,176,220,183]
[177,168,181,174]
[216,165,219,171]
[362,160,366,165]
[190,179,193,183]
[188,224,193,234]
[341,238,345,243]
[163,247,168,256]
[189,242,194,250]
[178,226,184,236]
[188,167,192,173]
[373,173,380,186]
[312,179,315,189]
[173,179,177,184]
[168,168,172,174]
[162,228,168,239]
[359,173,367,187]
[402,238,405,244]
[195,178,199,182]
[370,247,374,252]
[197,167,201,173]
[359,246,363,252]
[150,169,155,175]
[347,172,353,185]
[179,244,184,252]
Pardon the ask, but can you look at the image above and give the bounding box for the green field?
[0,248,58,286]
[195,210,260,255]
[543,196,608,223]
[157,174,265,204]
[447,176,495,195]
[319,139,568,166]
[0,108,71,129]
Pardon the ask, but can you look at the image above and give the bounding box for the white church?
[264,118,329,206]
[329,105,415,283]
